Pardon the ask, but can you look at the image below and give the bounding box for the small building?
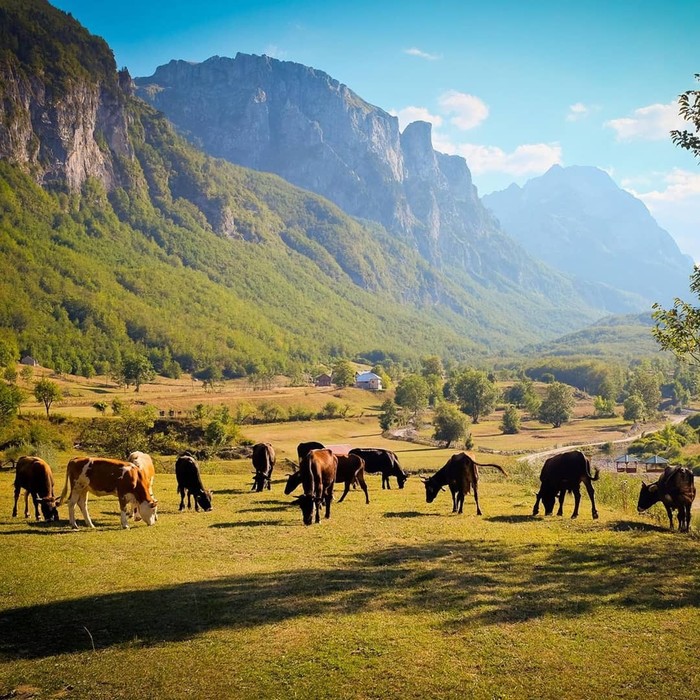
[355,371,383,391]
[614,454,638,473]
[315,373,333,387]
[20,356,38,367]
[643,455,669,473]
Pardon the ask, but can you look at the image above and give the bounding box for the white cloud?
[263,44,288,59]
[625,169,700,262]
[605,101,685,141]
[438,90,489,131]
[403,47,441,61]
[567,102,593,122]
[444,142,563,176]
[390,106,443,131]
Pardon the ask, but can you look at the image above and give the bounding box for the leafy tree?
[34,378,62,417]
[0,382,23,425]
[537,381,575,428]
[332,360,356,388]
[20,366,34,384]
[93,401,108,415]
[111,397,124,415]
[119,355,155,392]
[0,337,19,369]
[625,363,662,418]
[433,402,469,447]
[500,404,521,434]
[503,378,540,415]
[453,369,499,424]
[370,365,391,391]
[394,374,429,419]
[593,395,616,418]
[205,419,228,448]
[195,365,223,392]
[3,366,17,384]
[378,398,399,431]
[623,394,646,422]
[671,73,700,160]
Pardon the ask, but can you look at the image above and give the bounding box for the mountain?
[0,0,620,376]
[482,165,693,307]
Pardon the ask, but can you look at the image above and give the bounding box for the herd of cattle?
[9,443,697,532]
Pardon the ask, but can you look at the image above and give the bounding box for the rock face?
[134,55,546,289]
[483,165,693,306]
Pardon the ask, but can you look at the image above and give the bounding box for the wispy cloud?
[263,44,288,59]
[436,140,562,176]
[438,90,489,131]
[605,101,685,141]
[390,106,443,131]
[566,102,596,122]
[403,47,441,61]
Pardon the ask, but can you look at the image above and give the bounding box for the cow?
[293,448,338,525]
[56,457,158,529]
[128,451,156,521]
[286,453,369,504]
[349,448,408,489]
[532,450,599,520]
[251,442,276,492]
[12,456,59,521]
[637,466,696,532]
[175,452,213,512]
[421,452,508,515]
[296,441,325,462]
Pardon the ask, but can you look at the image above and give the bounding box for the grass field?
[2,461,700,700]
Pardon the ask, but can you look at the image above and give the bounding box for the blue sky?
[54,0,700,260]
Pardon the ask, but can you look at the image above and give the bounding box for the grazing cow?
[286,453,369,504]
[57,457,157,529]
[175,452,213,512]
[251,442,276,492]
[532,450,599,520]
[128,451,156,521]
[294,448,338,525]
[637,466,696,532]
[12,456,59,521]
[421,452,508,515]
[296,441,325,462]
[349,448,408,489]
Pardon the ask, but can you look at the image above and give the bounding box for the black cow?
[13,456,60,521]
[532,450,599,520]
[421,452,507,515]
[251,442,276,492]
[296,441,325,462]
[293,448,338,525]
[638,466,696,532]
[349,448,408,489]
[175,452,213,511]
[286,453,369,504]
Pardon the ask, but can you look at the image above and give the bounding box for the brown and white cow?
[13,456,60,521]
[638,466,696,532]
[421,452,507,515]
[128,451,156,520]
[294,448,338,525]
[57,457,158,529]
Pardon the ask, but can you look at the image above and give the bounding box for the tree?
[332,360,355,388]
[20,366,34,384]
[93,401,108,415]
[394,374,429,420]
[625,363,662,418]
[433,402,469,447]
[623,394,646,422]
[378,398,399,431]
[500,404,521,434]
[195,365,223,392]
[119,355,155,392]
[593,395,616,418]
[3,366,17,384]
[0,337,18,369]
[670,74,700,160]
[371,365,391,391]
[0,383,23,425]
[453,369,499,424]
[537,382,575,428]
[34,378,62,417]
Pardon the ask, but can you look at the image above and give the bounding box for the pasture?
[1,460,700,699]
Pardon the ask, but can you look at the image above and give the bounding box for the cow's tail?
[476,461,509,477]
[55,460,73,507]
[587,460,600,481]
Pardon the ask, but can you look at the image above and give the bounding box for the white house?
[355,371,382,391]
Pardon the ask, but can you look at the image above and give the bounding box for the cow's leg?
[450,486,458,513]
[473,482,481,516]
[23,490,30,518]
[570,487,582,519]
[267,468,273,490]
[12,485,20,517]
[338,479,351,503]
[583,479,599,519]
[383,473,390,489]
[358,475,370,505]
[68,491,79,529]
[32,493,42,520]
[78,493,95,528]
[665,504,675,530]
[187,491,193,509]
[556,490,566,516]
[178,487,185,511]
[532,491,541,516]
[119,497,130,529]
[324,485,334,520]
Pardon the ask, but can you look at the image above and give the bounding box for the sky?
[53,0,700,261]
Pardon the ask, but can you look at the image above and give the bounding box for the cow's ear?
[648,484,658,494]
[419,476,427,482]
[440,486,446,491]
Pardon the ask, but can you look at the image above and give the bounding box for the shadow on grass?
[2,537,699,660]
[485,515,535,523]
[607,520,670,533]
[239,506,290,513]
[382,511,441,519]
[210,520,286,528]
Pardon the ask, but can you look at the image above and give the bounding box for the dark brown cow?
[422,452,507,515]
[251,442,276,492]
[532,450,599,520]
[175,452,213,511]
[349,448,408,489]
[12,456,59,521]
[296,441,325,462]
[57,457,157,529]
[638,466,696,532]
[285,453,369,504]
[293,448,338,525]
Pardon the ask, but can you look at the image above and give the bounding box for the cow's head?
[137,499,158,526]
[421,476,443,503]
[39,497,59,522]
[294,494,315,526]
[284,472,302,495]
[397,472,408,489]
[637,482,658,513]
[196,489,213,512]
[539,488,557,516]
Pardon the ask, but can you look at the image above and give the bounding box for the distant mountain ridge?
[483,165,692,307]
